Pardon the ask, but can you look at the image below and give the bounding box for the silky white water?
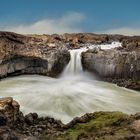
[0,44,140,123]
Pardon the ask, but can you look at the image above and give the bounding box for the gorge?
[0,46,140,124]
[0,32,140,139]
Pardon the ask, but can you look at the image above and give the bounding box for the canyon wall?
[82,40,140,89]
[82,47,140,80]
[0,31,140,84]
[0,32,70,78]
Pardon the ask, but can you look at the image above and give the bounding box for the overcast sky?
[0,0,140,35]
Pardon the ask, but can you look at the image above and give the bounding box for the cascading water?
[62,48,87,75]
[0,43,140,123]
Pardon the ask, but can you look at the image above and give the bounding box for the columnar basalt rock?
[82,42,140,89]
[0,31,140,85]
[82,48,140,79]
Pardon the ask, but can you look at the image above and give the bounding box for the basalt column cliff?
[0,32,140,89]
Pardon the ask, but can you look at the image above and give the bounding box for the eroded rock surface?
[1,31,140,83]
[0,97,64,140]
[82,47,140,79]
[0,97,140,140]
[0,32,70,78]
[82,39,140,90]
[45,112,140,140]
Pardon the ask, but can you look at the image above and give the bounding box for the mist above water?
[0,43,140,123]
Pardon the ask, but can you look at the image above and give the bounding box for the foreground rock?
[0,97,140,140]
[45,112,140,140]
[0,97,64,139]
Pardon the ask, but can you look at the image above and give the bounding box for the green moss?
[43,112,132,140]
[137,81,140,84]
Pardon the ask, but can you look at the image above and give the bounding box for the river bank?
[0,97,140,140]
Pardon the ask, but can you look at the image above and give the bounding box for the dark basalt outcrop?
[0,97,64,139]
[1,31,140,88]
[0,32,70,79]
[82,40,140,90]
[82,46,140,79]
[0,97,140,140]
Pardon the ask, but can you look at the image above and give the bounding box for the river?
[0,44,140,123]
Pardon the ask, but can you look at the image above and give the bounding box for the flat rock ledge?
[0,97,140,140]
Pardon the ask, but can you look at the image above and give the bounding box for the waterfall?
[1,42,139,124]
[62,42,122,76]
[62,48,87,76]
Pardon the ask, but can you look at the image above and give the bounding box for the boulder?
[0,97,21,123]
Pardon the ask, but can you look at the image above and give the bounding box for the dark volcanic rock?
[0,32,70,79]
[44,112,140,140]
[0,97,21,123]
[62,33,108,44]
[0,97,64,139]
[1,31,140,82]
[0,97,140,140]
[82,41,140,89]
[0,115,7,126]
[82,48,140,79]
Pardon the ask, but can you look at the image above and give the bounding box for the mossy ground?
[43,112,133,140]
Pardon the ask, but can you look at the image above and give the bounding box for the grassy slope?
[43,112,134,140]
